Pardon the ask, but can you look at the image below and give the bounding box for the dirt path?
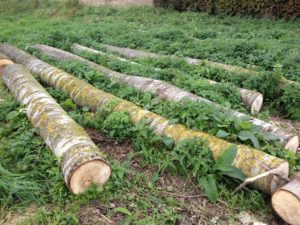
[80,0,153,6]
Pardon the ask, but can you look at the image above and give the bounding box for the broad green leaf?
[216,130,229,138]
[239,121,252,130]
[113,207,132,216]
[162,137,174,148]
[199,175,218,203]
[262,132,279,141]
[221,166,246,181]
[62,99,77,110]
[6,111,20,121]
[238,131,260,148]
[215,145,237,168]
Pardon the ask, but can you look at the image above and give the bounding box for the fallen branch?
[0,63,111,194]
[0,45,289,194]
[234,168,290,193]
[72,43,263,114]
[28,44,299,152]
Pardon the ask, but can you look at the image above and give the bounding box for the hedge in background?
[153,0,300,18]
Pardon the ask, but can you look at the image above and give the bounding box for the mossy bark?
[0,63,111,194]
[72,43,263,114]
[28,44,298,152]
[0,44,289,194]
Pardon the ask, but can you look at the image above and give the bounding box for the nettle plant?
[277,83,300,120]
[43,60,296,162]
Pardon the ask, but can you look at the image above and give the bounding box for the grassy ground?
[0,1,299,224]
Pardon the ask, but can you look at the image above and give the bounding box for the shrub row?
[153,0,300,18]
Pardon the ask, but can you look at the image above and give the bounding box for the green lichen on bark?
[0,64,110,193]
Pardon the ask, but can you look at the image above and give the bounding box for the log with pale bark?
[24,44,299,152]
[0,45,289,194]
[100,43,299,87]
[272,173,300,225]
[71,43,263,114]
[0,62,111,194]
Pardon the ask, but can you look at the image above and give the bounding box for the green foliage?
[49,61,293,158]
[45,31,79,51]
[0,96,69,208]
[277,83,300,120]
[54,62,300,171]
[0,0,41,15]
[75,50,245,111]
[46,86,246,204]
[215,145,246,181]
[1,4,299,222]
[27,209,80,225]
[102,112,134,140]
[64,0,80,9]
[153,0,297,18]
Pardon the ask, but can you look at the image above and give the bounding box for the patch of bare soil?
[80,0,153,6]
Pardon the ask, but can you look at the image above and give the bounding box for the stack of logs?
[0,44,299,224]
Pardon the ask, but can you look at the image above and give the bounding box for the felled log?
[24,44,298,152]
[101,43,256,74]
[71,43,263,114]
[0,45,289,194]
[272,173,300,225]
[0,63,111,194]
[100,43,299,87]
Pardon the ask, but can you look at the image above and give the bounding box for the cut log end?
[69,160,111,194]
[284,136,299,153]
[250,93,263,114]
[270,162,289,193]
[0,59,13,68]
[272,190,300,225]
[272,172,300,224]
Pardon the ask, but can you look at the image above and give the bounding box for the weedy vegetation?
[0,0,299,224]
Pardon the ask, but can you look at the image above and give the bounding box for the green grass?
[0,1,299,223]
[0,80,272,224]
[1,0,299,118]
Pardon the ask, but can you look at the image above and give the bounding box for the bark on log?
[101,43,257,74]
[0,63,111,194]
[272,173,300,225]
[0,45,289,194]
[72,43,263,114]
[26,44,299,152]
[101,43,299,87]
